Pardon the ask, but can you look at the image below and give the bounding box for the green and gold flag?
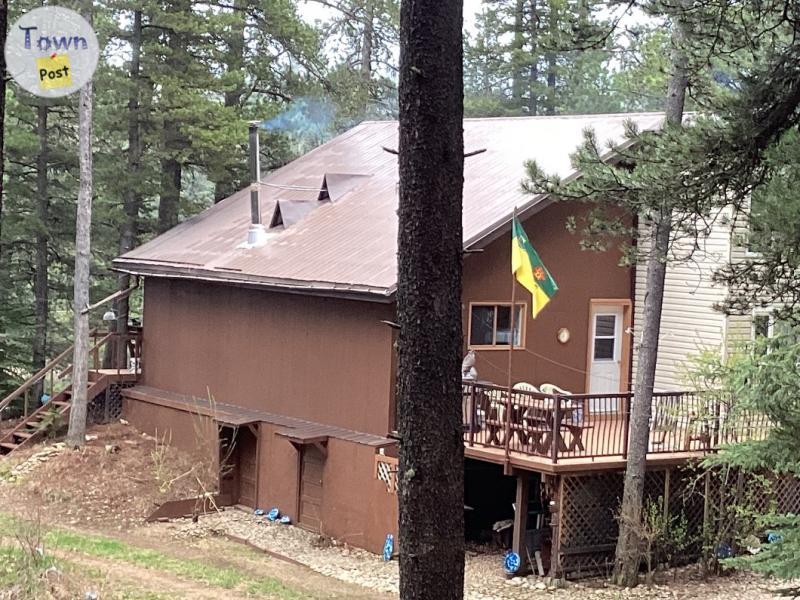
[511,216,558,318]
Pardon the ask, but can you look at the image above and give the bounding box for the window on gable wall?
[468,304,524,348]
[753,313,794,340]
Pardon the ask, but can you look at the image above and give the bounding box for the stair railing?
[0,328,105,425]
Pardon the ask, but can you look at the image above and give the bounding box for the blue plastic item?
[383,534,394,561]
[768,532,783,544]
[254,509,265,516]
[266,508,280,521]
[715,543,733,559]
[504,551,520,574]
[279,515,291,525]
[40,394,50,405]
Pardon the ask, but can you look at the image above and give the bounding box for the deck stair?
[0,328,142,457]
[0,375,110,455]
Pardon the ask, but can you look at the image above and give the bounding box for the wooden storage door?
[237,427,258,508]
[298,445,325,531]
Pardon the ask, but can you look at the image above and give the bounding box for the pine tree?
[396,0,465,597]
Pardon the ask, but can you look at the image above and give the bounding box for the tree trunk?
[157,123,182,233]
[32,104,49,401]
[66,69,94,448]
[114,9,144,367]
[544,53,555,115]
[396,1,465,599]
[0,0,7,262]
[360,2,375,84]
[157,15,186,232]
[511,0,525,107]
[214,0,247,203]
[613,8,688,587]
[527,0,539,116]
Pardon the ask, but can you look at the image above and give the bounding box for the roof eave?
[112,260,396,303]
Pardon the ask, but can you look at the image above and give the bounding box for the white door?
[588,305,624,411]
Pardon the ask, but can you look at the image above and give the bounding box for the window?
[593,314,617,360]
[753,314,771,339]
[468,304,524,348]
[753,313,793,340]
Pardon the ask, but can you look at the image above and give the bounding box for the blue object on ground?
[279,515,291,525]
[40,394,50,405]
[715,543,733,559]
[267,508,280,521]
[768,532,783,544]
[504,551,520,574]
[254,509,265,516]
[383,534,394,562]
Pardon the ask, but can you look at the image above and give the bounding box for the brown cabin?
[114,114,766,575]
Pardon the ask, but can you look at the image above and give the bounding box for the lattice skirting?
[557,466,800,577]
[87,382,134,425]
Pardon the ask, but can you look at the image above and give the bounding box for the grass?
[0,513,308,599]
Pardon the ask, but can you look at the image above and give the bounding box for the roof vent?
[317,173,371,203]
[270,199,318,229]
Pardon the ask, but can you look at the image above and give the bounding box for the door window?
[593,314,617,360]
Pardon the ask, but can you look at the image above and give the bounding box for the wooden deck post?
[512,471,529,571]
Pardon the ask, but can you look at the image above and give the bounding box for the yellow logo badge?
[36,53,72,90]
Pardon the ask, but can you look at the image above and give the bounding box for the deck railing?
[461,381,771,463]
[0,328,142,425]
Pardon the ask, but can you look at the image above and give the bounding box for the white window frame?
[592,312,619,362]
[467,303,526,350]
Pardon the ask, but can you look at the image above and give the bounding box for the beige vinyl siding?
[632,211,731,391]
[725,205,756,350]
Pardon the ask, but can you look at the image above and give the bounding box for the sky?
[298,1,484,33]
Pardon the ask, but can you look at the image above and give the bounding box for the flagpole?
[504,208,518,469]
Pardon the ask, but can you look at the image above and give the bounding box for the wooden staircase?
[0,328,142,457]
[0,374,110,455]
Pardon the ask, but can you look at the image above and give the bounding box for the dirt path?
[120,526,393,599]
[60,551,254,600]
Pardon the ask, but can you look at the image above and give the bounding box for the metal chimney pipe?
[248,121,261,225]
[244,121,268,247]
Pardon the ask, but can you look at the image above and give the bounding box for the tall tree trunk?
[397,0,464,598]
[360,1,375,113]
[544,55,556,115]
[527,0,539,116]
[544,1,557,116]
[158,12,186,232]
[613,8,688,587]
[511,0,525,107]
[158,122,181,233]
[0,0,7,262]
[214,0,246,203]
[114,9,144,367]
[66,68,94,448]
[32,104,49,400]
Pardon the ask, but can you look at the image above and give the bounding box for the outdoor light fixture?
[102,310,116,322]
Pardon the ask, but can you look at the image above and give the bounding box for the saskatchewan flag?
[511,216,558,318]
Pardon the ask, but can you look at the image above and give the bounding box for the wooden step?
[0,442,19,450]
[13,431,35,439]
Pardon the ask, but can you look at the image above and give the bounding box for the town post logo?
[5,7,99,98]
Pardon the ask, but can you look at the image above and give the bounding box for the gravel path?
[161,509,798,600]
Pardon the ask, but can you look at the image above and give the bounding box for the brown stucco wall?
[140,280,396,436]
[463,202,631,393]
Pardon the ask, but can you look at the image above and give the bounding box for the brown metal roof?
[114,113,665,299]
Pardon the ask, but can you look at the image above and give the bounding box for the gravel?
[163,509,799,600]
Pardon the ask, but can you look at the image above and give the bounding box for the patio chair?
[650,396,679,449]
[540,382,590,452]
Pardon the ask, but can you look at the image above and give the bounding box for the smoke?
[259,97,336,140]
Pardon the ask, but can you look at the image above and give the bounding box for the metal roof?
[114,113,665,299]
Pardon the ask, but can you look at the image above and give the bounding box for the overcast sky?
[298,1,484,33]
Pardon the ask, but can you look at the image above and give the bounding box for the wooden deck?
[461,381,769,473]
